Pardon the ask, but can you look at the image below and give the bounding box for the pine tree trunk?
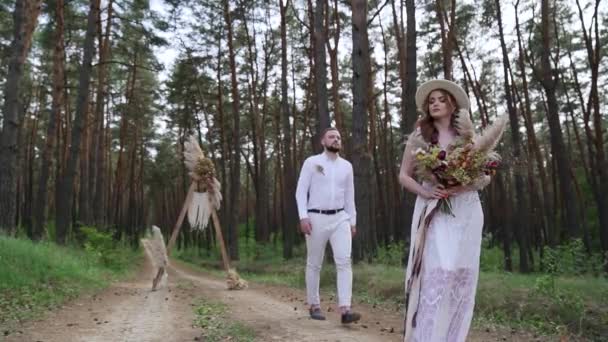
[23,106,39,236]
[0,0,42,233]
[93,0,112,227]
[400,0,417,245]
[280,0,296,259]
[434,0,455,80]
[214,32,229,233]
[574,0,608,263]
[538,0,580,239]
[313,0,329,152]
[224,0,241,260]
[33,0,64,240]
[78,103,91,225]
[496,0,530,272]
[351,0,371,262]
[55,0,99,244]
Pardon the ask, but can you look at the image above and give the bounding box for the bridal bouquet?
[414,138,500,215]
[408,112,508,216]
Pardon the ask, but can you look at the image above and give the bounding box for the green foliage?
[193,299,255,342]
[479,246,505,273]
[476,272,608,339]
[372,242,405,266]
[79,226,133,271]
[0,235,140,330]
[542,239,606,276]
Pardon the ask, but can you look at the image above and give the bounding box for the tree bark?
[351,0,371,262]
[224,0,242,260]
[55,0,99,244]
[313,0,330,152]
[574,0,608,260]
[434,0,455,80]
[538,0,580,239]
[0,0,42,233]
[327,0,343,134]
[33,0,64,240]
[514,0,553,245]
[495,0,529,272]
[92,0,113,227]
[280,0,296,259]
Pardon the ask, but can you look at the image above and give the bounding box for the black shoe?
[309,307,326,320]
[341,311,361,324]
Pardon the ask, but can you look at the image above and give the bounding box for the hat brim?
[415,79,470,112]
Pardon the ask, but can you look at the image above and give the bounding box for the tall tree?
[400,0,418,246]
[313,0,329,151]
[434,0,456,80]
[351,0,371,261]
[92,0,113,226]
[537,0,580,239]
[55,0,99,244]
[224,0,242,260]
[514,0,553,245]
[280,0,296,259]
[573,0,607,261]
[0,0,41,233]
[33,0,65,240]
[326,0,344,134]
[495,0,529,272]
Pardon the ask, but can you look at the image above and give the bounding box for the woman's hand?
[421,185,449,200]
[445,185,465,196]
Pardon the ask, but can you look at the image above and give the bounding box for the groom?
[295,127,361,324]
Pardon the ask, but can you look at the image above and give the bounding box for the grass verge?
[0,234,141,332]
[193,298,256,341]
[175,248,608,340]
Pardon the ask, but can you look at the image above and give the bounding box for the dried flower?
[414,137,501,216]
[431,131,439,145]
[316,164,325,175]
[193,157,217,191]
[486,160,499,169]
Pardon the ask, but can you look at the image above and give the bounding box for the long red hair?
[415,89,460,143]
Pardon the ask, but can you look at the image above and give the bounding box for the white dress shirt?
[295,152,356,226]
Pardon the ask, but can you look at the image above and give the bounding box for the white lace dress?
[403,183,484,342]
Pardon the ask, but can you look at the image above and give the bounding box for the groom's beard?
[326,145,340,153]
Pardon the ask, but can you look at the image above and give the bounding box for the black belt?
[308,208,344,215]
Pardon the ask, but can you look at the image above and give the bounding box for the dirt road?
[3,242,542,342]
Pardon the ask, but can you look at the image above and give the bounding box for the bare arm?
[398,139,448,200]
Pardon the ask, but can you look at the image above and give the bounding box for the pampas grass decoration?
[473,114,508,153]
[188,192,212,231]
[453,109,475,140]
[181,135,246,290]
[226,269,248,290]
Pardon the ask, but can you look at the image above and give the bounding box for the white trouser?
[305,211,352,307]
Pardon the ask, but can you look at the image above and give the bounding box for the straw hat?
[415,79,470,112]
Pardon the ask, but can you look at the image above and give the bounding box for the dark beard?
[326,145,340,153]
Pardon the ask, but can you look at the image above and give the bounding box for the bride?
[399,79,503,341]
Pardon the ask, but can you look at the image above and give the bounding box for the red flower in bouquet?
[414,138,500,216]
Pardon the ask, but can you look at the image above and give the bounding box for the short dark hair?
[321,127,339,139]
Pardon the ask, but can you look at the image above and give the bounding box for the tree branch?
[368,0,390,26]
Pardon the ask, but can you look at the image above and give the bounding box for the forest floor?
[2,243,556,342]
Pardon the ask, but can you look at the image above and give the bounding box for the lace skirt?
[403,191,484,342]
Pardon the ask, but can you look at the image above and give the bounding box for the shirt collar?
[322,151,340,162]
